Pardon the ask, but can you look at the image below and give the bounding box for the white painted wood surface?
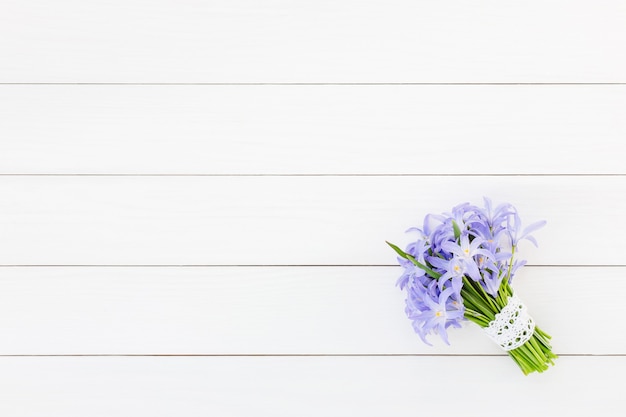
[1,1,625,83]
[1,1,625,415]
[0,176,624,265]
[0,356,623,417]
[1,85,624,174]
[0,267,623,355]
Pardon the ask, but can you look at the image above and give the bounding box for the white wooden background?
[1,1,625,416]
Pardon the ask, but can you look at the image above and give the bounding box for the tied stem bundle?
[387,198,556,375]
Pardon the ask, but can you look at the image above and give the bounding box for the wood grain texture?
[3,0,626,412]
[0,85,624,174]
[1,1,625,83]
[0,356,623,417]
[0,176,623,265]
[0,266,621,355]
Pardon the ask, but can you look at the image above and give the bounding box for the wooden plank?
[0,266,620,355]
[1,85,625,174]
[0,176,623,265]
[0,356,622,416]
[1,1,625,83]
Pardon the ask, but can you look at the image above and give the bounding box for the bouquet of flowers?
[387,198,556,374]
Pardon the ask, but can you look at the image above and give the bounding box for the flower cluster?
[389,198,546,346]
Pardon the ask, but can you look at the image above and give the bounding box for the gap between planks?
[0,174,625,177]
[1,83,626,86]
[0,354,622,357]
[0,264,624,268]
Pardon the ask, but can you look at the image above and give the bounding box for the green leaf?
[386,241,409,260]
[386,241,442,279]
[452,220,461,240]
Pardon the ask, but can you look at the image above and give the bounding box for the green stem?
[459,259,557,375]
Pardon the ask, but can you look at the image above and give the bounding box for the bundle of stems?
[460,275,557,374]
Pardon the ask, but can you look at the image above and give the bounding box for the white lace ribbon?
[484,294,535,351]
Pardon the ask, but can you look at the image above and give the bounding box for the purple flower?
[408,288,464,345]
[481,267,503,297]
[441,235,494,281]
[395,257,426,289]
[389,197,545,346]
[508,213,547,247]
